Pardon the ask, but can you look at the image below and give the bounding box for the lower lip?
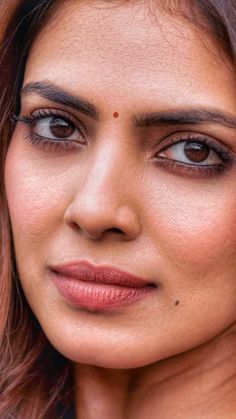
[51,272,155,311]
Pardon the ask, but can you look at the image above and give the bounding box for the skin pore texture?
[4,0,236,417]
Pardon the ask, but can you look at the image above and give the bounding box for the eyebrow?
[21,81,236,130]
[21,81,98,119]
[134,110,236,129]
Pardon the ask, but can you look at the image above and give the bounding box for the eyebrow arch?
[134,110,236,130]
[21,81,98,119]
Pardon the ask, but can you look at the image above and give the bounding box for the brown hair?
[0,0,236,417]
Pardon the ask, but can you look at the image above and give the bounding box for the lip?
[50,260,156,311]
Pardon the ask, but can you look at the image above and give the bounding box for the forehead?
[24,0,236,113]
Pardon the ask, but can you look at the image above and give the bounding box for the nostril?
[108,227,124,235]
[64,202,140,240]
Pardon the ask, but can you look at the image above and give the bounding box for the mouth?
[49,260,156,312]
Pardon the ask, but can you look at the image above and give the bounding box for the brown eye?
[159,139,222,166]
[49,117,75,138]
[32,115,83,142]
[184,142,210,163]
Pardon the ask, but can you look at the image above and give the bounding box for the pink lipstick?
[50,261,155,311]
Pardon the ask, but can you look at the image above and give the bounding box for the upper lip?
[50,260,153,288]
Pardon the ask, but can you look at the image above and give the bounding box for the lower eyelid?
[153,155,229,177]
[27,133,86,151]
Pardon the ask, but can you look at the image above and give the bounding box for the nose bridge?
[83,140,128,201]
[64,138,140,240]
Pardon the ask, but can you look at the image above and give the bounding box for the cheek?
[4,141,70,256]
[145,175,236,276]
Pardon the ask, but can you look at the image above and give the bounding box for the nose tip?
[63,200,140,241]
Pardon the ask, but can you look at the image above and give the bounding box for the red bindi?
[113,112,119,118]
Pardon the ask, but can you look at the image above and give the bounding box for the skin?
[4,1,236,417]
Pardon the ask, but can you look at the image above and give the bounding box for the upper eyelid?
[17,105,81,121]
[159,136,211,152]
[29,108,79,123]
[157,131,231,152]
[15,108,87,132]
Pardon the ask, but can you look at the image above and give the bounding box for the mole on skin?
[113,112,119,118]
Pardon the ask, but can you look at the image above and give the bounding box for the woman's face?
[4,1,236,368]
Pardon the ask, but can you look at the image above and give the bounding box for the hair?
[0,0,236,417]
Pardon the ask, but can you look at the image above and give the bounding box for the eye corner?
[17,107,88,152]
[151,132,234,177]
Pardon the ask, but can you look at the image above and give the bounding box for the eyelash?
[12,108,87,151]
[13,110,235,177]
[152,134,235,176]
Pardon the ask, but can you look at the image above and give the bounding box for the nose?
[63,147,141,241]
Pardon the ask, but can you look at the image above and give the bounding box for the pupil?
[50,117,75,138]
[184,142,210,163]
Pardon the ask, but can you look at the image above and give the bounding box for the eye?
[158,140,222,165]
[151,133,234,176]
[13,109,88,151]
[32,115,80,141]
